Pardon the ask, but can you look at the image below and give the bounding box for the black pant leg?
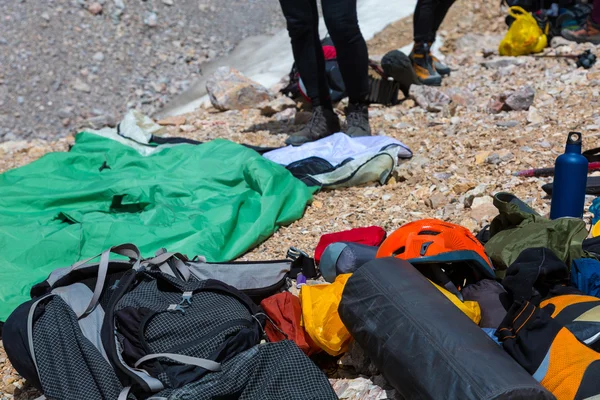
[279,0,331,107]
[321,0,369,104]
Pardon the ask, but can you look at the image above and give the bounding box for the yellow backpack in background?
[499,6,548,56]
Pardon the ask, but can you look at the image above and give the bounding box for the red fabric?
[322,45,337,60]
[314,226,387,265]
[260,292,321,356]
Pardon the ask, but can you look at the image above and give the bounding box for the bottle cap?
[567,132,582,145]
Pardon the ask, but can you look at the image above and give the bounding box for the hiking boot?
[285,106,340,146]
[380,49,420,98]
[410,43,442,86]
[427,42,451,76]
[345,103,371,137]
[562,18,600,44]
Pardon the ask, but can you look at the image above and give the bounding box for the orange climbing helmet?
[377,219,495,283]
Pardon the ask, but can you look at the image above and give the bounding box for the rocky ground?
[0,0,285,142]
[3,0,600,398]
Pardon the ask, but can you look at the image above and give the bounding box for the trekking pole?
[532,50,597,69]
[513,161,600,177]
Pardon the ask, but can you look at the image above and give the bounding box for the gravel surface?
[0,0,285,142]
[3,0,600,398]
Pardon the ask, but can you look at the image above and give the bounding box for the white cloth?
[263,133,412,166]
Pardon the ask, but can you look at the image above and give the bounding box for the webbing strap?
[134,353,221,371]
[118,386,131,400]
[27,294,56,378]
[79,244,141,319]
[145,252,191,281]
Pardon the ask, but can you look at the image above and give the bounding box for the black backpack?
[3,244,337,400]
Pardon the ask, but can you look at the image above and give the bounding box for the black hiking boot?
[285,106,340,146]
[410,42,442,86]
[345,103,371,137]
[381,49,421,98]
[427,42,451,76]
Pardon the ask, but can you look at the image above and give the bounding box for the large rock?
[206,67,273,111]
[409,85,451,112]
[505,85,535,111]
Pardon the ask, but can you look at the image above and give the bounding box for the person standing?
[411,0,455,86]
[562,0,600,44]
[279,0,372,146]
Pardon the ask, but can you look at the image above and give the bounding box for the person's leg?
[431,0,456,40]
[279,0,340,145]
[428,0,456,76]
[279,0,330,107]
[413,0,436,44]
[321,0,369,104]
[322,0,371,137]
[411,0,442,85]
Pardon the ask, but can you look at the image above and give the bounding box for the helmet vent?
[418,230,441,236]
[392,246,406,257]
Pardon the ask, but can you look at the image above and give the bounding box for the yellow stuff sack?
[300,274,352,356]
[499,6,548,56]
[430,281,481,325]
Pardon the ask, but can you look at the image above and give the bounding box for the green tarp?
[0,132,314,321]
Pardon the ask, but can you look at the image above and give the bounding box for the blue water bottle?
[550,132,588,219]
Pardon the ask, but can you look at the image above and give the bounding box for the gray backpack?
[4,244,336,400]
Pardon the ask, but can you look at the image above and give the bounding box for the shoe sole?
[381,50,421,96]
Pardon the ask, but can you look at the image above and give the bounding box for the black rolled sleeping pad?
[338,257,555,400]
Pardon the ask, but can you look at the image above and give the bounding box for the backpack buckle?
[180,291,193,307]
[167,304,185,314]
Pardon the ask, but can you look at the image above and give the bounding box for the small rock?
[17,96,24,105]
[206,66,273,111]
[259,96,296,117]
[475,151,490,165]
[41,12,50,21]
[88,2,103,15]
[384,113,398,122]
[393,122,411,130]
[409,85,451,112]
[453,182,475,195]
[450,116,460,125]
[86,114,116,129]
[470,203,498,223]
[482,57,526,69]
[403,99,416,108]
[487,95,508,114]
[162,0,174,5]
[445,87,476,107]
[58,106,74,119]
[157,115,186,126]
[433,172,452,180]
[426,192,447,209]
[274,107,296,122]
[92,52,105,62]
[382,194,392,201]
[72,79,91,93]
[459,217,478,232]
[486,153,501,165]
[144,12,158,27]
[538,140,552,148]
[499,150,514,162]
[496,120,518,128]
[472,195,493,208]
[505,85,535,111]
[527,106,545,126]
